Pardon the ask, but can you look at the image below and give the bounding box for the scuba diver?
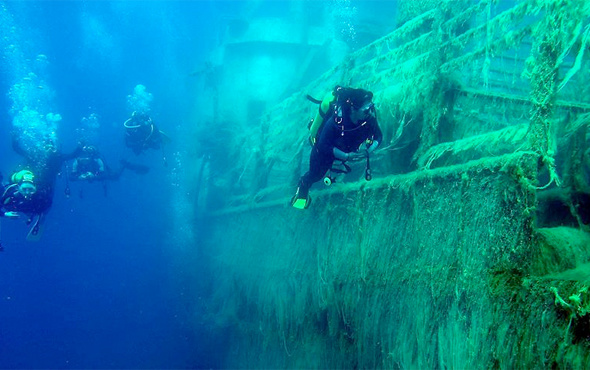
[1,170,39,217]
[69,145,149,181]
[68,145,149,197]
[0,170,37,250]
[124,111,168,155]
[291,86,382,209]
[7,136,83,240]
[0,169,47,243]
[69,145,106,181]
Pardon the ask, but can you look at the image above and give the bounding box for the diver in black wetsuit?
[1,169,39,216]
[69,145,106,181]
[69,145,149,183]
[0,169,40,250]
[7,137,83,217]
[68,145,149,202]
[0,136,83,244]
[291,87,382,209]
[124,112,164,155]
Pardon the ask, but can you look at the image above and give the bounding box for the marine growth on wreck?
[194,0,590,367]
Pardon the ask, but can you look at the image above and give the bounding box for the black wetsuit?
[0,183,46,215]
[11,140,82,214]
[72,156,101,174]
[297,110,382,197]
[70,156,130,182]
[125,120,162,155]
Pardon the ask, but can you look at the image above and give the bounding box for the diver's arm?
[333,147,349,161]
[62,144,84,161]
[0,185,21,218]
[1,211,20,218]
[97,158,105,173]
[11,136,27,157]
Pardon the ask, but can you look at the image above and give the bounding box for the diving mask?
[359,102,375,117]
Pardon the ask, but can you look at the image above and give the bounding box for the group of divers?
[0,85,382,247]
[0,112,167,249]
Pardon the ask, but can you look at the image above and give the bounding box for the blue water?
[0,1,221,368]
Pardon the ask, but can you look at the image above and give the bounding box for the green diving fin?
[291,188,311,210]
[292,197,309,209]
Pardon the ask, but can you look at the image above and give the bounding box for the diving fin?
[291,187,311,209]
[292,197,310,209]
[26,214,45,242]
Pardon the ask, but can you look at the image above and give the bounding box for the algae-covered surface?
[202,153,590,368]
[197,0,590,368]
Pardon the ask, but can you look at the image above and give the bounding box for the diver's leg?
[293,148,332,207]
[300,148,333,194]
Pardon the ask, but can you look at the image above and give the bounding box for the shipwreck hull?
[205,152,590,368]
[197,0,590,367]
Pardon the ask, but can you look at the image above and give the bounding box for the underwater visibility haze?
[0,1,221,368]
